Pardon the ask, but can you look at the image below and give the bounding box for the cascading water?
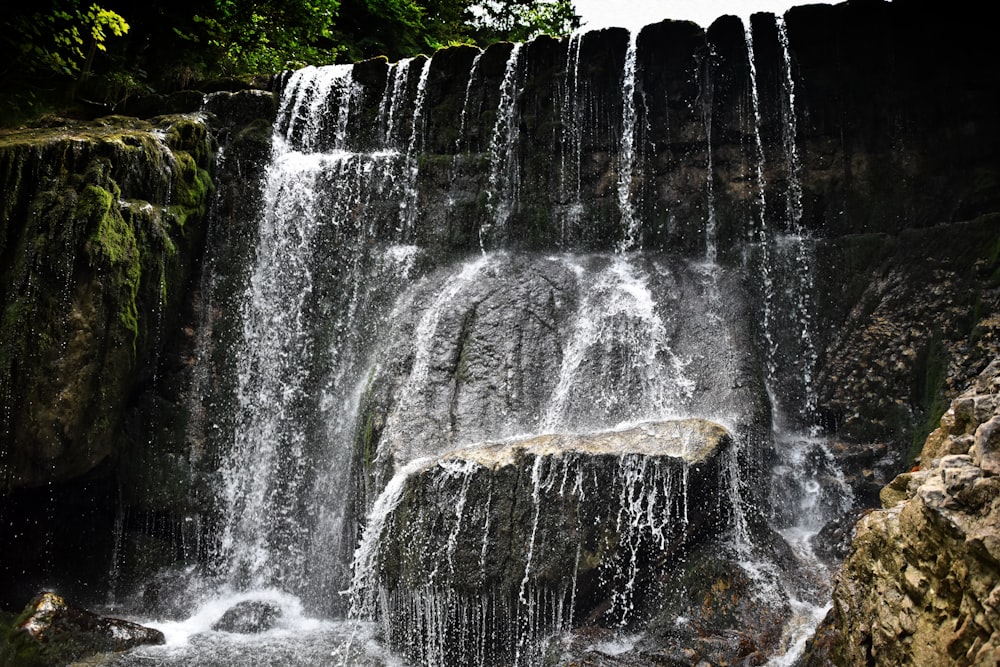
[616,30,641,252]
[108,14,861,666]
[741,17,853,664]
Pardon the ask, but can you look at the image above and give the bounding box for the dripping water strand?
[449,51,483,188]
[400,58,432,234]
[381,59,412,149]
[777,17,819,427]
[559,33,584,245]
[456,52,483,156]
[616,30,640,253]
[743,21,778,408]
[483,43,523,251]
[702,46,718,264]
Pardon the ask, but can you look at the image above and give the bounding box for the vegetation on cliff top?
[0,0,577,125]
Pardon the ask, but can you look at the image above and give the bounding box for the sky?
[572,0,830,30]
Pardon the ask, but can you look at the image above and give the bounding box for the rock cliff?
[805,361,1000,666]
[350,420,768,664]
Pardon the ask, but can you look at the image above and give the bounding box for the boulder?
[211,600,282,634]
[351,419,740,665]
[3,591,164,666]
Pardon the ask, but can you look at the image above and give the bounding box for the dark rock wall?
[0,92,276,609]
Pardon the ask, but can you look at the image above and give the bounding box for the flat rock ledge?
[351,418,736,665]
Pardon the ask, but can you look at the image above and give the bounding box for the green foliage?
[910,333,950,461]
[1,0,578,124]
[191,0,343,76]
[6,2,129,77]
[466,0,578,45]
[333,0,578,62]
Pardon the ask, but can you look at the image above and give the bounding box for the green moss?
[361,412,377,470]
[169,151,214,224]
[80,183,142,343]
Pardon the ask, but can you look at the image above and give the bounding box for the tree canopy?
[1,0,578,122]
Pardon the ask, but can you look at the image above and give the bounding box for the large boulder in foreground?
[1,591,164,666]
[351,419,740,665]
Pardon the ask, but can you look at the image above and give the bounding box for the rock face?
[351,420,757,664]
[0,115,214,489]
[352,253,768,504]
[807,361,1000,665]
[0,94,276,609]
[2,591,164,665]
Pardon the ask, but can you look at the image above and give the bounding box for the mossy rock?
[0,114,215,490]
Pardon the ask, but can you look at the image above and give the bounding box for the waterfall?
[214,63,433,608]
[540,255,694,430]
[483,43,524,249]
[113,18,862,666]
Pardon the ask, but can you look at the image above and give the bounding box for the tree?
[189,0,343,75]
[3,1,129,79]
[466,0,578,45]
[1,0,579,117]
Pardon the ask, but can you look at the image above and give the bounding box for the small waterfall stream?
[107,14,858,666]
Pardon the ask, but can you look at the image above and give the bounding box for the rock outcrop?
[806,361,1000,665]
[352,253,768,505]
[0,115,214,490]
[211,599,283,634]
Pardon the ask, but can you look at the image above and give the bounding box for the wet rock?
[211,600,282,634]
[0,115,215,490]
[354,253,767,510]
[974,416,1000,476]
[645,539,792,666]
[352,419,740,665]
[3,591,163,666]
[811,508,867,563]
